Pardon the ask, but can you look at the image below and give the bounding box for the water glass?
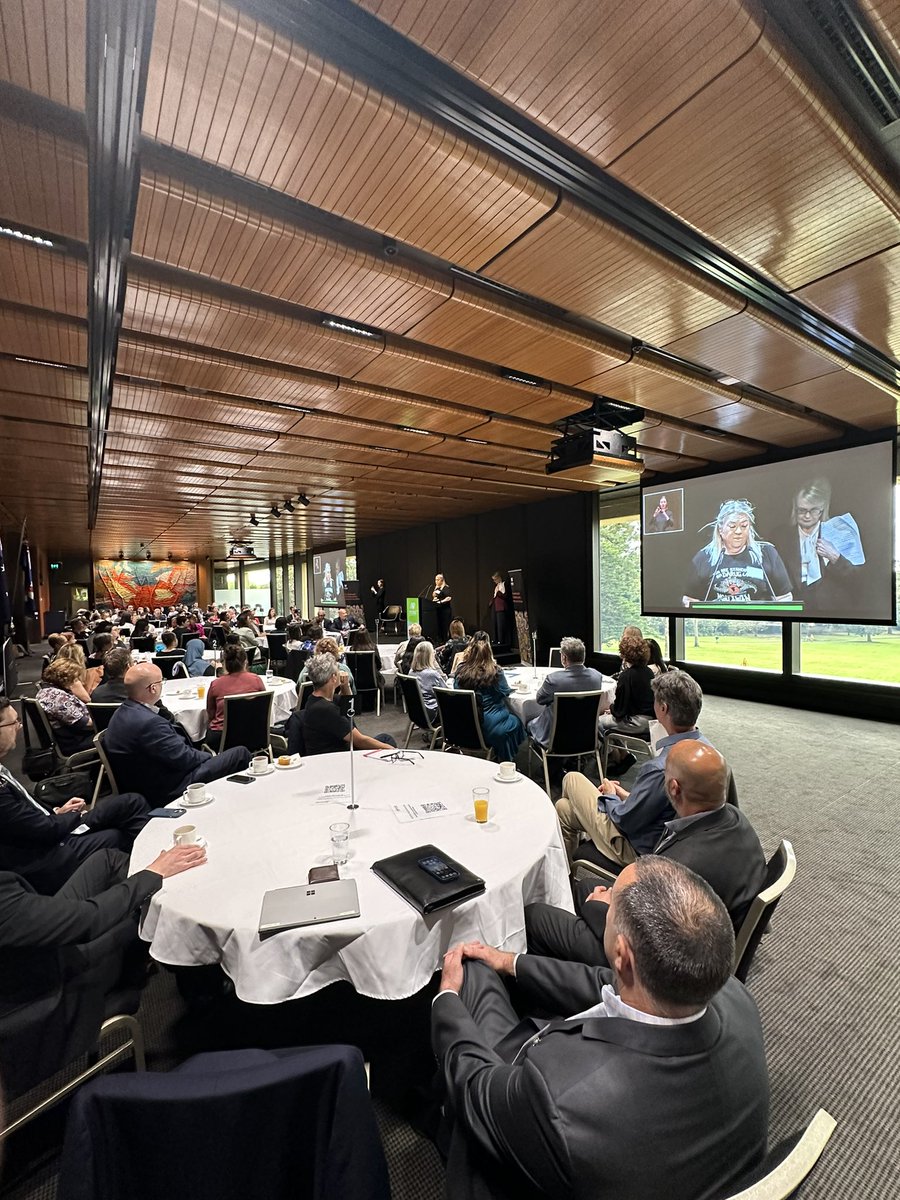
[330,821,350,865]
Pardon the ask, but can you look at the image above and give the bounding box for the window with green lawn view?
[598,513,668,657]
[681,617,782,672]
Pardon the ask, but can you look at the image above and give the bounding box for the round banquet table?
[503,666,617,725]
[160,676,297,742]
[130,750,573,1004]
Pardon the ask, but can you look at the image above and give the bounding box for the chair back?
[297,680,314,711]
[713,1108,835,1200]
[733,838,796,983]
[602,731,655,775]
[86,703,121,732]
[22,695,55,751]
[284,649,311,682]
[206,624,227,649]
[397,674,432,732]
[286,710,307,757]
[548,647,563,669]
[57,1045,389,1200]
[433,687,491,757]
[266,633,287,665]
[220,690,275,756]
[93,729,121,793]
[151,654,186,680]
[545,691,604,756]
[344,651,377,692]
[130,636,156,653]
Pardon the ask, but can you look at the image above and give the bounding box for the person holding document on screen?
[682,499,792,608]
[775,478,865,616]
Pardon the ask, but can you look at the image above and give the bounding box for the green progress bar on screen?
[690,604,805,612]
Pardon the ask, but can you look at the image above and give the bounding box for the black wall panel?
[437,515,479,633]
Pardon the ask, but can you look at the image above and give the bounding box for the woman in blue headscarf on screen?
[682,498,792,608]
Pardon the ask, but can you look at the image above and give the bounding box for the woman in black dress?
[432,573,452,642]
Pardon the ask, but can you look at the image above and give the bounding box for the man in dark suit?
[434,858,769,1200]
[0,843,205,1099]
[526,636,605,748]
[90,645,132,703]
[104,664,251,804]
[526,739,767,965]
[0,698,152,894]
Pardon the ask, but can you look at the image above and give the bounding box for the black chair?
[57,1045,390,1200]
[266,632,288,669]
[433,687,493,759]
[129,636,156,653]
[547,647,563,668]
[286,709,307,756]
[376,604,403,638]
[344,651,382,716]
[206,624,227,650]
[397,674,441,750]
[296,680,314,711]
[733,839,796,983]
[219,691,276,757]
[528,691,604,795]
[151,653,186,680]
[85,702,121,732]
[22,696,99,776]
[284,649,311,683]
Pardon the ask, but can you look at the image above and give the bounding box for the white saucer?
[247,765,275,777]
[175,835,208,849]
[182,792,214,807]
[274,756,302,770]
[493,772,522,784]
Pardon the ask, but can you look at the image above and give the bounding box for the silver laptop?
[258,879,360,936]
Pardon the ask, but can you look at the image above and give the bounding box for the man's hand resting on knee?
[440,940,517,995]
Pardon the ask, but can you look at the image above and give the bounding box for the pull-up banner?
[507,568,532,664]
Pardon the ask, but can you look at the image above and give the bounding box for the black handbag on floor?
[22,746,58,782]
[33,771,93,810]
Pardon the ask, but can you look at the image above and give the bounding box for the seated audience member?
[526,740,767,966]
[90,646,133,704]
[273,615,288,633]
[263,607,278,631]
[288,654,396,756]
[156,631,182,656]
[0,844,205,1095]
[85,632,113,672]
[433,857,769,1200]
[349,627,385,685]
[436,619,469,674]
[600,633,655,756]
[646,637,670,675]
[55,641,101,696]
[183,638,211,678]
[204,645,265,750]
[556,669,710,864]
[610,624,643,680]
[409,641,447,722]
[333,607,359,634]
[37,660,95,754]
[285,623,304,651]
[104,664,251,803]
[527,636,605,748]
[0,698,152,894]
[453,635,525,762]
[298,637,356,695]
[394,624,425,675]
[130,616,152,640]
[235,613,263,651]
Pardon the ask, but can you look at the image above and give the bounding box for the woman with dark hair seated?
[203,644,265,750]
[453,633,524,761]
[600,634,655,767]
[437,619,469,674]
[646,638,670,675]
[348,627,384,682]
[36,659,95,754]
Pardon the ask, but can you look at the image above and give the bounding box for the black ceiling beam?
[237,0,899,392]
[85,0,156,528]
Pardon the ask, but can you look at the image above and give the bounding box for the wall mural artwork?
[94,560,198,610]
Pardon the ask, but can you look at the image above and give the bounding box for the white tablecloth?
[161,676,297,742]
[503,667,616,725]
[377,643,399,691]
[130,751,572,1004]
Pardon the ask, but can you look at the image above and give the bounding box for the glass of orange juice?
[473,787,489,824]
[197,684,206,699]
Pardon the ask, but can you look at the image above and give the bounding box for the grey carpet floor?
[3,650,899,1198]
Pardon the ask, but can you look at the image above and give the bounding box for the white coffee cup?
[516,681,529,692]
[499,761,517,780]
[251,755,268,774]
[173,824,201,846]
[185,783,207,805]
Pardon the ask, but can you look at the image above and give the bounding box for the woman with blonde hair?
[410,641,447,722]
[298,636,356,696]
[37,659,95,753]
[54,641,102,695]
[453,632,524,761]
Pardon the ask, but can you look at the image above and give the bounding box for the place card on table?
[392,800,451,823]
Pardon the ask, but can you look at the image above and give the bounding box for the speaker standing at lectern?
[432,573,453,642]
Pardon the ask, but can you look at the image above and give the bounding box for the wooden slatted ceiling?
[777,371,899,429]
[356,0,760,167]
[0,119,88,241]
[0,0,85,110]
[793,247,900,365]
[144,0,557,270]
[133,172,453,332]
[0,357,87,401]
[859,0,900,70]
[0,305,86,365]
[0,241,87,317]
[482,197,743,349]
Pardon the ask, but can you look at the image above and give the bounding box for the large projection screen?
[641,439,896,623]
[312,550,346,608]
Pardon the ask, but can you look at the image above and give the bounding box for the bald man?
[527,740,767,966]
[104,663,251,804]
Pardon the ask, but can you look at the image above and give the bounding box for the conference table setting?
[160,675,298,742]
[503,666,617,724]
[130,749,573,1004]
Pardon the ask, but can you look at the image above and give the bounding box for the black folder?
[371,844,485,915]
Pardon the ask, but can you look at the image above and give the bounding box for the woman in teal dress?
[453,633,524,761]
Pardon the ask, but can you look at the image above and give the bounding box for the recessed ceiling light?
[321,316,379,339]
[0,224,54,248]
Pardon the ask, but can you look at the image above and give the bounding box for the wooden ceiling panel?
[632,423,745,462]
[0,0,86,109]
[113,380,304,435]
[793,247,900,365]
[420,438,545,471]
[314,381,492,437]
[0,358,87,400]
[403,279,627,385]
[123,277,385,376]
[0,391,84,426]
[583,359,733,418]
[134,173,452,332]
[0,307,86,365]
[675,401,837,445]
[0,120,88,241]
[357,0,758,167]
[483,198,742,345]
[281,413,445,453]
[0,242,87,317]
[859,1,900,70]
[144,0,556,269]
[609,31,900,290]
[777,370,898,429]
[505,386,589,423]
[665,312,839,392]
[107,409,277,452]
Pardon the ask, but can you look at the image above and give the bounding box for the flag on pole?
[0,536,11,632]
[20,540,36,618]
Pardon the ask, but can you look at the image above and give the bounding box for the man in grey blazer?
[526,636,606,748]
[433,858,769,1200]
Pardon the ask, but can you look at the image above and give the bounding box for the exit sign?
[50,562,61,570]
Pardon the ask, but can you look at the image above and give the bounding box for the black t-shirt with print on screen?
[686,543,791,604]
[303,695,351,755]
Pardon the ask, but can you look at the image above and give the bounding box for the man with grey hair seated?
[556,668,711,864]
[296,653,397,756]
[434,857,769,1200]
[527,636,605,749]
